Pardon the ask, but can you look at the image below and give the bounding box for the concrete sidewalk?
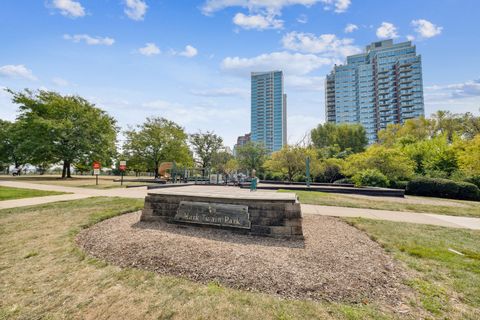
[1,180,479,230]
[301,204,480,230]
[0,193,92,210]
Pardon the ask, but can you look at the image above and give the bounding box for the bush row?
[406,177,480,201]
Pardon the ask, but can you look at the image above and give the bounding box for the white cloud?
[287,114,322,144]
[376,22,398,39]
[51,0,85,18]
[138,43,160,56]
[426,79,480,99]
[201,1,350,31]
[179,45,198,58]
[202,0,350,15]
[221,51,332,76]
[286,75,325,91]
[190,87,249,97]
[296,14,308,24]
[142,99,244,125]
[51,77,70,87]
[411,19,442,39]
[63,34,115,46]
[233,12,283,30]
[424,79,480,115]
[281,31,361,58]
[321,0,351,13]
[124,0,148,21]
[0,65,37,81]
[344,23,358,33]
[406,35,415,41]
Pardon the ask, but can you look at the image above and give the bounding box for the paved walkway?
[1,181,479,230]
[302,204,480,230]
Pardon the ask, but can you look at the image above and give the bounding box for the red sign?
[119,165,126,171]
[93,161,101,169]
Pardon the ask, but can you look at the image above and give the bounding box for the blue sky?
[1,0,479,147]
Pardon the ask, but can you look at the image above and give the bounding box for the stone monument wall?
[141,193,303,239]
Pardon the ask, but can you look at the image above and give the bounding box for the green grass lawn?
[1,198,479,319]
[0,198,390,320]
[0,186,67,201]
[0,174,150,189]
[346,218,480,319]
[284,190,480,217]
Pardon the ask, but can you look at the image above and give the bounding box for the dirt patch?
[77,211,413,307]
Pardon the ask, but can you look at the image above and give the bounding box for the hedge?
[406,177,480,201]
[464,176,480,189]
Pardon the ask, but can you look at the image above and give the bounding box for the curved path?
[1,180,479,230]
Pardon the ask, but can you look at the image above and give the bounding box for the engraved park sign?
[174,201,251,229]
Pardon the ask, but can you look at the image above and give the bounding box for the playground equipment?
[158,162,174,180]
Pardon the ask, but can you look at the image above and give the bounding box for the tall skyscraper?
[251,71,287,153]
[325,39,424,142]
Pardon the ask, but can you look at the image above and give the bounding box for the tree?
[378,117,435,146]
[0,120,28,173]
[264,146,310,182]
[311,123,368,155]
[211,151,234,174]
[235,142,267,172]
[312,158,345,183]
[189,131,223,170]
[9,89,117,178]
[123,117,192,178]
[456,134,480,176]
[224,159,239,176]
[343,145,415,181]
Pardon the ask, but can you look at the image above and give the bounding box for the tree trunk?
[66,162,71,178]
[154,161,159,179]
[62,161,67,178]
[62,161,71,179]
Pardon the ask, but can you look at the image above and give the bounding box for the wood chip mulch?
[76,211,414,309]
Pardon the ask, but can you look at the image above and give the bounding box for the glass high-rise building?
[325,39,424,142]
[251,71,287,153]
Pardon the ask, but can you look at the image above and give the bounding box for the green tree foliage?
[211,151,234,174]
[189,131,223,169]
[378,117,435,146]
[311,123,368,155]
[224,158,239,175]
[378,111,480,145]
[352,169,389,188]
[0,119,28,172]
[456,134,480,176]
[264,146,312,182]
[343,145,415,181]
[235,142,267,172]
[401,135,458,178]
[9,89,117,178]
[123,117,192,178]
[311,158,345,183]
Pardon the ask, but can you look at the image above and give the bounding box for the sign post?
[119,160,127,186]
[93,161,101,186]
[306,156,311,188]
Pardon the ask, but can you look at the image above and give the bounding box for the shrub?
[456,182,480,201]
[406,177,480,201]
[464,176,480,189]
[352,169,389,188]
[389,180,408,190]
[333,178,353,184]
[343,145,415,181]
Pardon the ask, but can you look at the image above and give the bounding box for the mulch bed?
[77,211,413,308]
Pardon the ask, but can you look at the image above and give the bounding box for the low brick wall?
[141,193,303,239]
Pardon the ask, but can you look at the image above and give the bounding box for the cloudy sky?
[0,0,479,147]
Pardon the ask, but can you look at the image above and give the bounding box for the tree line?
[1,89,479,193]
